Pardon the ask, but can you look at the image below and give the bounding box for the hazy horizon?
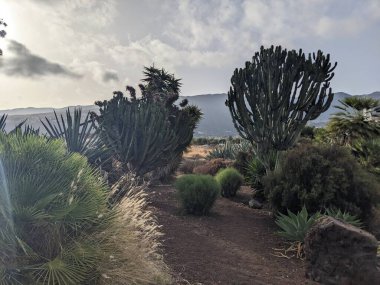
[0,0,379,109]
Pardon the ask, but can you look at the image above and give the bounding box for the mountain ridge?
[1,91,379,136]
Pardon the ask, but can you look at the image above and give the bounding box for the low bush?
[215,167,244,197]
[175,174,220,215]
[178,159,204,174]
[193,158,233,176]
[264,143,378,220]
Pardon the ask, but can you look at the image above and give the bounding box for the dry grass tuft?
[98,174,172,285]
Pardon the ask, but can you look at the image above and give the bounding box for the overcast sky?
[0,0,379,109]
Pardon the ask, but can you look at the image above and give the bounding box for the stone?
[248,198,263,209]
[304,216,380,284]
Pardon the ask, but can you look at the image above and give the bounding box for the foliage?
[175,174,220,215]
[193,158,232,176]
[245,156,266,192]
[275,207,362,243]
[207,139,252,160]
[327,96,380,146]
[264,143,377,220]
[98,181,172,285]
[94,92,177,176]
[94,66,202,179]
[0,19,7,56]
[300,125,315,139]
[42,108,103,162]
[215,167,244,198]
[0,133,113,284]
[276,207,318,242]
[226,45,337,172]
[323,208,362,228]
[352,138,380,175]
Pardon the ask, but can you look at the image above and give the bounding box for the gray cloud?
[0,40,81,78]
[102,70,119,82]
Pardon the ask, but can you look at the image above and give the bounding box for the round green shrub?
[175,174,220,215]
[264,143,378,220]
[215,167,244,197]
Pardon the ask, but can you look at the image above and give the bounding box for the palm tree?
[327,96,380,145]
[0,133,114,284]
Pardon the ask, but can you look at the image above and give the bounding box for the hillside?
[1,91,379,136]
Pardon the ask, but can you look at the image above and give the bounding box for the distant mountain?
[1,91,379,136]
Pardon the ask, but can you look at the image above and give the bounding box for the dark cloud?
[102,70,119,82]
[0,40,82,78]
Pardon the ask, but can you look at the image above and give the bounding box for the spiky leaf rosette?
[0,133,114,285]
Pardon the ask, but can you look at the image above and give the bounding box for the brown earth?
[148,185,317,285]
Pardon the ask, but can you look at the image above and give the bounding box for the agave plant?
[275,206,318,242]
[322,208,362,228]
[41,108,104,162]
[0,133,115,284]
[208,139,252,160]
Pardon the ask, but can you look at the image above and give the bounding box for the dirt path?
[148,185,316,285]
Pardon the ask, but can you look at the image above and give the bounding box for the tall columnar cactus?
[226,45,337,171]
[94,91,178,176]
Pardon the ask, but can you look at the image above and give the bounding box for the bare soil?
[148,185,317,285]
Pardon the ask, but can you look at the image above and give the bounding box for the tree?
[0,19,7,56]
[226,45,337,172]
[327,96,380,145]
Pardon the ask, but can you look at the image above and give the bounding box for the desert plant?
[327,96,380,146]
[352,138,380,175]
[208,139,252,160]
[264,143,378,220]
[94,92,177,176]
[0,133,113,284]
[226,45,337,172]
[245,157,267,199]
[323,208,362,228]
[276,206,318,242]
[41,108,104,161]
[215,167,244,197]
[193,158,232,176]
[175,174,220,215]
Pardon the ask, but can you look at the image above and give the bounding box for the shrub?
[245,156,266,191]
[178,159,204,174]
[0,133,111,284]
[0,134,171,285]
[175,174,220,215]
[264,143,378,220]
[193,158,233,176]
[215,167,244,197]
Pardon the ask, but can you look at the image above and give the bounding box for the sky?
[0,0,379,109]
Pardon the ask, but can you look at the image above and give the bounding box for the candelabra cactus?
[226,45,337,171]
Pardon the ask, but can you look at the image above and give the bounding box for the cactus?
[226,45,337,171]
[94,91,178,176]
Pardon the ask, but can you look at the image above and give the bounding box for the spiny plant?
[0,133,114,284]
[323,208,362,228]
[41,108,100,157]
[208,139,252,160]
[94,91,177,176]
[226,45,337,172]
[276,206,318,242]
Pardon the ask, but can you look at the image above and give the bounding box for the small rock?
[248,199,263,209]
